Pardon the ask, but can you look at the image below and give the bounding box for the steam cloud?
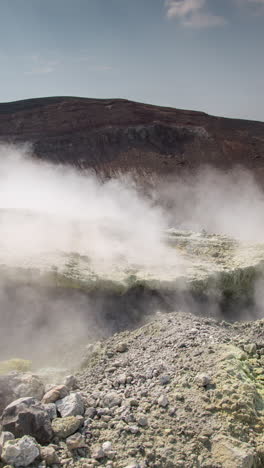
[0,144,180,368]
[157,168,264,242]
[0,144,263,369]
[0,144,171,267]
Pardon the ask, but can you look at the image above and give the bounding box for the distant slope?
[0,96,264,182]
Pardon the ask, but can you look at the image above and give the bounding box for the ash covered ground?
[0,146,264,467]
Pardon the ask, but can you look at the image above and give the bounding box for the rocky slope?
[0,311,263,467]
[0,222,263,467]
[1,97,264,183]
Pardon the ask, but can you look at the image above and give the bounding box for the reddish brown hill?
[0,96,264,182]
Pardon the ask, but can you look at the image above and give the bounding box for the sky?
[0,0,263,121]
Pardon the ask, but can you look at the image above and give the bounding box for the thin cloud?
[165,0,226,27]
[165,0,264,27]
[166,0,205,19]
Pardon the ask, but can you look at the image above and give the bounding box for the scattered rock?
[212,434,256,468]
[74,313,264,466]
[40,445,60,465]
[0,432,14,457]
[102,441,112,454]
[195,373,212,387]
[157,395,169,407]
[123,463,141,468]
[137,415,148,427]
[102,392,122,408]
[117,373,127,385]
[85,407,97,419]
[1,435,39,467]
[159,375,170,385]
[2,307,262,467]
[244,344,257,355]
[56,392,85,417]
[42,385,68,404]
[92,445,105,459]
[128,425,140,434]
[116,342,128,353]
[66,433,86,450]
[51,416,83,438]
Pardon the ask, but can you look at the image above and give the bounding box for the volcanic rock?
[211,435,257,468]
[1,97,264,185]
[42,384,69,404]
[51,416,83,438]
[1,397,53,444]
[43,402,57,420]
[56,392,85,417]
[40,445,60,465]
[1,435,39,467]
[75,311,264,467]
[66,433,87,450]
[0,431,14,457]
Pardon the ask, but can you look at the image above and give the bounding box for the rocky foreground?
[0,310,263,468]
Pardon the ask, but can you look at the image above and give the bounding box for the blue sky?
[0,0,264,121]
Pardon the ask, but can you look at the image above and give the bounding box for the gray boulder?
[1,397,53,444]
[56,392,85,417]
[1,435,39,467]
[0,431,15,457]
[51,416,83,438]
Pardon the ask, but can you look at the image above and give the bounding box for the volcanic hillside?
[0,96,264,181]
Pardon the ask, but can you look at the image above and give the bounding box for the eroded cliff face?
[0,96,264,182]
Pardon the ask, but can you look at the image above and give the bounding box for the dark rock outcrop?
[1,397,53,444]
[0,97,264,183]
